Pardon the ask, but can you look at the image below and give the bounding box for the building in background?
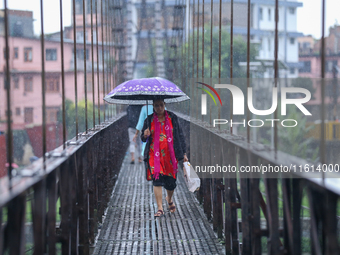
[0,9,34,38]
[298,25,340,120]
[299,25,340,79]
[91,0,304,81]
[208,0,302,78]
[298,35,315,55]
[0,8,113,168]
[250,1,303,78]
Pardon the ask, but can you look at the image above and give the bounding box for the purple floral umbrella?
[103,77,190,105]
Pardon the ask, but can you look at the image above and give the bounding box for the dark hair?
[152,98,165,104]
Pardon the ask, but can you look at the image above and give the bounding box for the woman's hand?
[183,154,188,162]
[132,133,138,142]
[144,128,150,138]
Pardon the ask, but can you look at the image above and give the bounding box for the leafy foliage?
[277,106,318,160]
[291,77,316,99]
[12,130,30,161]
[58,99,99,139]
[184,25,258,79]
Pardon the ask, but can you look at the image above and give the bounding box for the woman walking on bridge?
[141,98,188,217]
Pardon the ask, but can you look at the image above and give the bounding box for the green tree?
[58,99,98,140]
[291,77,316,99]
[277,106,318,160]
[139,26,258,80]
[183,25,258,79]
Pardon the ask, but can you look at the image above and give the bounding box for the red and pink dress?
[147,112,178,180]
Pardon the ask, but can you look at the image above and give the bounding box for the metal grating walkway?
[92,154,225,254]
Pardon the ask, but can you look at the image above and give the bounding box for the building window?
[15,107,20,116]
[13,76,19,89]
[45,76,60,92]
[24,47,33,62]
[299,61,311,73]
[290,38,295,44]
[302,42,311,49]
[93,30,97,43]
[86,0,97,14]
[290,67,295,74]
[268,38,271,52]
[73,48,90,60]
[259,8,263,21]
[75,0,83,15]
[46,49,57,61]
[76,31,84,42]
[14,47,18,59]
[5,110,12,117]
[46,107,59,123]
[326,60,338,72]
[99,77,105,92]
[289,7,295,14]
[24,107,33,123]
[3,48,9,59]
[24,77,33,92]
[268,9,271,21]
[258,38,263,51]
[86,74,93,93]
[99,49,110,63]
[76,31,88,42]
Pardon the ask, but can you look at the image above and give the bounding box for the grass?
[233,179,312,219]
[1,197,61,223]
[2,197,62,255]
[224,177,340,253]
[261,236,311,253]
[23,243,62,255]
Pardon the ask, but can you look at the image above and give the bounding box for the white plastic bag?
[183,162,201,192]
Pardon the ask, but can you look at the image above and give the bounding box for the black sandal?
[154,209,164,217]
[166,197,176,213]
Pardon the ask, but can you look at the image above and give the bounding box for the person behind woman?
[141,99,188,217]
[127,105,143,164]
[133,104,155,157]
[133,104,167,157]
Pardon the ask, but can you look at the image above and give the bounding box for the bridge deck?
[93,155,225,254]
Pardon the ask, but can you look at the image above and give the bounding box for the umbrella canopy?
[103,77,190,105]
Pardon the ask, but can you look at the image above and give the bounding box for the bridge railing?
[177,113,340,255]
[0,114,128,254]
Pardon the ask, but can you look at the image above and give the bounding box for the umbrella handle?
[147,100,150,129]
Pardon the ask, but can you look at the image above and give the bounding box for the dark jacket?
[127,105,142,128]
[141,111,186,162]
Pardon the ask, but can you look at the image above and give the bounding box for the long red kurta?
[147,116,177,180]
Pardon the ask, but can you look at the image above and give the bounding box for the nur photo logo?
[197,81,312,128]
[197,82,222,115]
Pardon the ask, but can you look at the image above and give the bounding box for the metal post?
[320,0,326,169]
[96,0,101,124]
[83,0,88,132]
[73,0,79,139]
[101,0,106,121]
[60,0,66,148]
[209,0,213,124]
[230,0,234,134]
[39,0,47,169]
[246,0,251,142]
[218,0,222,125]
[274,0,279,153]
[91,0,96,127]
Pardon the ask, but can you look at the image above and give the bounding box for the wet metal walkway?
[92,155,225,254]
